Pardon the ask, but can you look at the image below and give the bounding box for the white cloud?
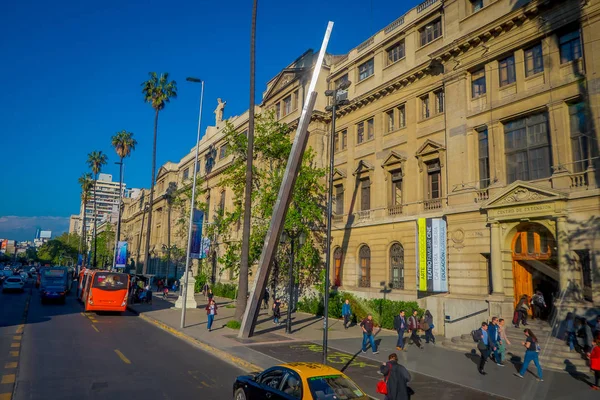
[0,216,70,241]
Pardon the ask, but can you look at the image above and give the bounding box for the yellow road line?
[15,325,24,334]
[114,349,131,364]
[0,374,15,384]
[80,312,86,317]
[8,352,18,358]
[91,325,99,333]
[90,319,98,323]
[0,393,12,400]
[10,343,19,348]
[4,363,16,369]
[201,381,210,387]
[12,336,21,341]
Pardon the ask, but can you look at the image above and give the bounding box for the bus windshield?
[41,268,67,284]
[92,273,128,291]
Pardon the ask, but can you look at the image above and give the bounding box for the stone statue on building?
[214,98,226,125]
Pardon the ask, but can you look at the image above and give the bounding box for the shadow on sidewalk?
[254,314,322,336]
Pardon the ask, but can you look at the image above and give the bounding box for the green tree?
[90,224,115,269]
[87,150,108,268]
[78,172,93,267]
[37,233,80,265]
[141,72,177,275]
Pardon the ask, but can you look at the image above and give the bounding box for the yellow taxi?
[232,362,370,400]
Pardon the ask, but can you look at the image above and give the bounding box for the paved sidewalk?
[128,294,599,400]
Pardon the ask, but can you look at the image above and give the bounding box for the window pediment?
[382,151,407,177]
[333,168,347,183]
[415,139,445,172]
[484,181,567,209]
[353,160,374,177]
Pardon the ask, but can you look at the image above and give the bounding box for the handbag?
[376,362,391,394]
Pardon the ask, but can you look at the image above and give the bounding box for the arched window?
[512,226,553,260]
[390,243,404,289]
[359,245,371,288]
[334,248,343,287]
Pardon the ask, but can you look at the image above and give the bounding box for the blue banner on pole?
[116,241,128,268]
[190,209,204,259]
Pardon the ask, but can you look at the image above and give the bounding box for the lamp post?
[112,160,124,271]
[322,81,351,364]
[181,76,204,329]
[281,230,306,334]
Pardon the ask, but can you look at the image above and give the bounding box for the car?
[232,362,369,400]
[3,277,25,293]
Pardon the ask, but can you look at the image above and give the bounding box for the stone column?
[174,270,198,309]
[490,222,504,295]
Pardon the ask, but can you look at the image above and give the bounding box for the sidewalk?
[128,294,598,400]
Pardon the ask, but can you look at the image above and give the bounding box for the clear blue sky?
[0,0,418,240]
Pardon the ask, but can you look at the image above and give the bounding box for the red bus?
[79,270,130,312]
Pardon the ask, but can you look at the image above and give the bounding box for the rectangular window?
[386,110,395,132]
[293,90,299,110]
[478,129,490,188]
[283,95,292,116]
[357,122,365,144]
[391,170,403,205]
[471,68,486,98]
[471,0,483,12]
[358,58,374,81]
[335,74,349,89]
[499,55,516,86]
[341,129,347,149]
[427,161,441,199]
[435,90,444,113]
[275,103,281,120]
[559,30,582,64]
[421,95,430,119]
[219,144,228,159]
[398,104,406,128]
[420,19,442,47]
[219,191,225,212]
[504,112,551,183]
[335,185,344,215]
[360,178,371,211]
[524,44,544,76]
[334,132,339,153]
[367,118,374,140]
[569,102,589,172]
[387,40,405,65]
[182,168,189,181]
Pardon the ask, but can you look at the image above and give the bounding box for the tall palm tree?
[87,150,108,268]
[141,72,177,274]
[111,130,137,269]
[78,173,93,268]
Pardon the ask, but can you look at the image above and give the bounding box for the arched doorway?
[511,223,558,319]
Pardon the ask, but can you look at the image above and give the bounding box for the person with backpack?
[514,328,543,381]
[531,290,546,320]
[342,299,352,329]
[589,336,600,390]
[514,295,530,328]
[407,310,423,349]
[487,317,504,366]
[272,298,282,325]
[394,310,407,351]
[474,322,490,375]
[379,353,412,400]
[421,310,435,345]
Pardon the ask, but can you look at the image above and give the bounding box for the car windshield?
[6,278,22,283]
[307,375,366,400]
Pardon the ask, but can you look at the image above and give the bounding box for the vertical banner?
[115,241,128,268]
[416,218,448,292]
[190,209,204,259]
[199,237,211,259]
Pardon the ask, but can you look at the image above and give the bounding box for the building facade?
[69,215,81,235]
[79,173,126,243]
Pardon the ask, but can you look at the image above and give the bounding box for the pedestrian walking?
[407,310,423,349]
[565,312,576,352]
[393,311,407,351]
[273,298,281,325]
[514,295,530,328]
[360,314,379,354]
[157,279,163,292]
[263,289,270,310]
[162,286,169,299]
[474,321,490,375]
[205,299,218,332]
[379,353,412,400]
[488,317,504,366]
[498,318,511,363]
[531,290,546,320]
[202,282,210,300]
[342,299,352,329]
[421,310,435,345]
[588,336,600,390]
[593,316,600,340]
[579,317,594,354]
[207,289,214,302]
[514,328,543,381]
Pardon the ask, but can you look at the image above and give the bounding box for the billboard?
[40,231,52,239]
[115,241,128,268]
[190,209,204,259]
[415,218,448,292]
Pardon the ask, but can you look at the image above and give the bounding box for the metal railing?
[359,277,371,288]
[417,0,439,13]
[444,308,488,324]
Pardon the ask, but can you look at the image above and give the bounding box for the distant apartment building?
[69,215,81,235]
[79,173,126,243]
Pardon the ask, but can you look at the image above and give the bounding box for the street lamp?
[322,80,351,364]
[281,230,306,334]
[181,76,205,329]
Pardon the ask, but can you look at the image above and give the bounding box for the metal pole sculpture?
[239,21,334,339]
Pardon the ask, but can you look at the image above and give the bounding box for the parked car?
[3,277,25,293]
[232,362,369,400]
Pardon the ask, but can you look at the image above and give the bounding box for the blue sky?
[0,0,418,240]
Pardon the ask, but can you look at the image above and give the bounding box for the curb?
[129,306,262,373]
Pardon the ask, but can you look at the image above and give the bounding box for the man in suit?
[488,316,505,367]
[394,310,407,350]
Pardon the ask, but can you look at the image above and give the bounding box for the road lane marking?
[12,336,21,341]
[15,325,24,334]
[8,352,18,358]
[10,343,19,348]
[81,312,87,317]
[114,349,131,364]
[0,374,15,384]
[91,325,99,333]
[0,393,12,400]
[201,381,210,387]
[4,363,17,369]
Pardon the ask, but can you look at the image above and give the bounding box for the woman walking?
[379,353,412,400]
[205,299,218,332]
[273,298,281,325]
[514,329,543,381]
[422,310,435,344]
[514,295,530,328]
[589,336,600,390]
[498,318,511,363]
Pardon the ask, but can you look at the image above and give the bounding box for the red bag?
[376,362,391,394]
[512,310,519,325]
[591,347,600,371]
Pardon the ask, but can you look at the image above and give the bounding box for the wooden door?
[512,261,533,312]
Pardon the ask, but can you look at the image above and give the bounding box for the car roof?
[278,362,345,378]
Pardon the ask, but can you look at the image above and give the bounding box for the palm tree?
[78,173,93,268]
[87,150,108,268]
[111,130,137,269]
[141,72,177,274]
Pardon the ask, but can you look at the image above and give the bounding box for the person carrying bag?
[378,353,413,400]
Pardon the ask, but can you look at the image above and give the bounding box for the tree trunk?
[112,157,124,269]
[93,174,98,268]
[235,0,258,321]
[143,108,159,275]
[80,198,87,268]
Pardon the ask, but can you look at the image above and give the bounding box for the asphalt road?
[12,281,244,400]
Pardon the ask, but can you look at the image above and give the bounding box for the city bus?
[79,270,130,312]
[40,266,72,304]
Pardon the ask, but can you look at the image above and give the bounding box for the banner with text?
[190,209,204,259]
[115,241,128,268]
[415,218,448,292]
